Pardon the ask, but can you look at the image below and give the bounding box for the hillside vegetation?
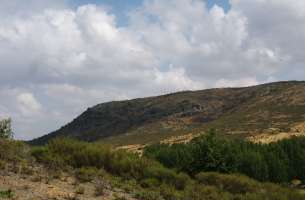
[144,130,305,183]
[31,81,305,146]
[1,136,305,200]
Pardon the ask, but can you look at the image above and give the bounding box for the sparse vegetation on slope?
[31,81,305,146]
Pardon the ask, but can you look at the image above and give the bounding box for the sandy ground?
[0,169,135,200]
[248,122,305,144]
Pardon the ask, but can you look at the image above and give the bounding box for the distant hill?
[31,81,305,145]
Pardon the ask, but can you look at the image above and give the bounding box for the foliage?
[75,167,101,182]
[0,118,13,139]
[28,137,305,200]
[0,136,303,200]
[183,184,232,200]
[196,172,259,194]
[144,131,305,183]
[0,139,30,162]
[31,138,191,190]
[0,189,14,199]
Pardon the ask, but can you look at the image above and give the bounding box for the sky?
[0,0,305,140]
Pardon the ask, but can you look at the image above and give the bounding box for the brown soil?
[0,166,135,200]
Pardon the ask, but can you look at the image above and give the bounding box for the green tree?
[238,151,269,181]
[0,118,13,139]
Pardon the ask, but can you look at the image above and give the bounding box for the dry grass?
[248,121,305,144]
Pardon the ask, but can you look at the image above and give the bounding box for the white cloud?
[0,0,66,18]
[215,77,259,88]
[17,93,42,116]
[231,0,305,78]
[0,0,305,139]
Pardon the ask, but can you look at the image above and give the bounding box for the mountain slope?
[31,81,305,145]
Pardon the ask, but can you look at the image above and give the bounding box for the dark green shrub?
[144,166,176,182]
[0,189,14,199]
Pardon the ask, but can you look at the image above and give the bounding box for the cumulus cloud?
[0,0,304,139]
[17,93,42,116]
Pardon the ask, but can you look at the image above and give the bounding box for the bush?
[75,167,101,182]
[159,184,181,200]
[196,172,259,194]
[32,138,189,189]
[140,178,160,188]
[0,139,30,162]
[109,151,153,179]
[31,146,64,170]
[0,189,14,199]
[0,118,13,139]
[144,166,176,183]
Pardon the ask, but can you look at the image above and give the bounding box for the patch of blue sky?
[69,0,231,26]
[206,0,231,12]
[68,0,143,26]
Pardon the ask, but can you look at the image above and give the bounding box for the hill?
[31,81,305,145]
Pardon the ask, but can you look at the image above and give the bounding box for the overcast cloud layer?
[0,0,304,140]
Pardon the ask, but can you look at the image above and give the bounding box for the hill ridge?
[31,81,305,145]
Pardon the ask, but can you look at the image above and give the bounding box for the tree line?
[144,130,305,183]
